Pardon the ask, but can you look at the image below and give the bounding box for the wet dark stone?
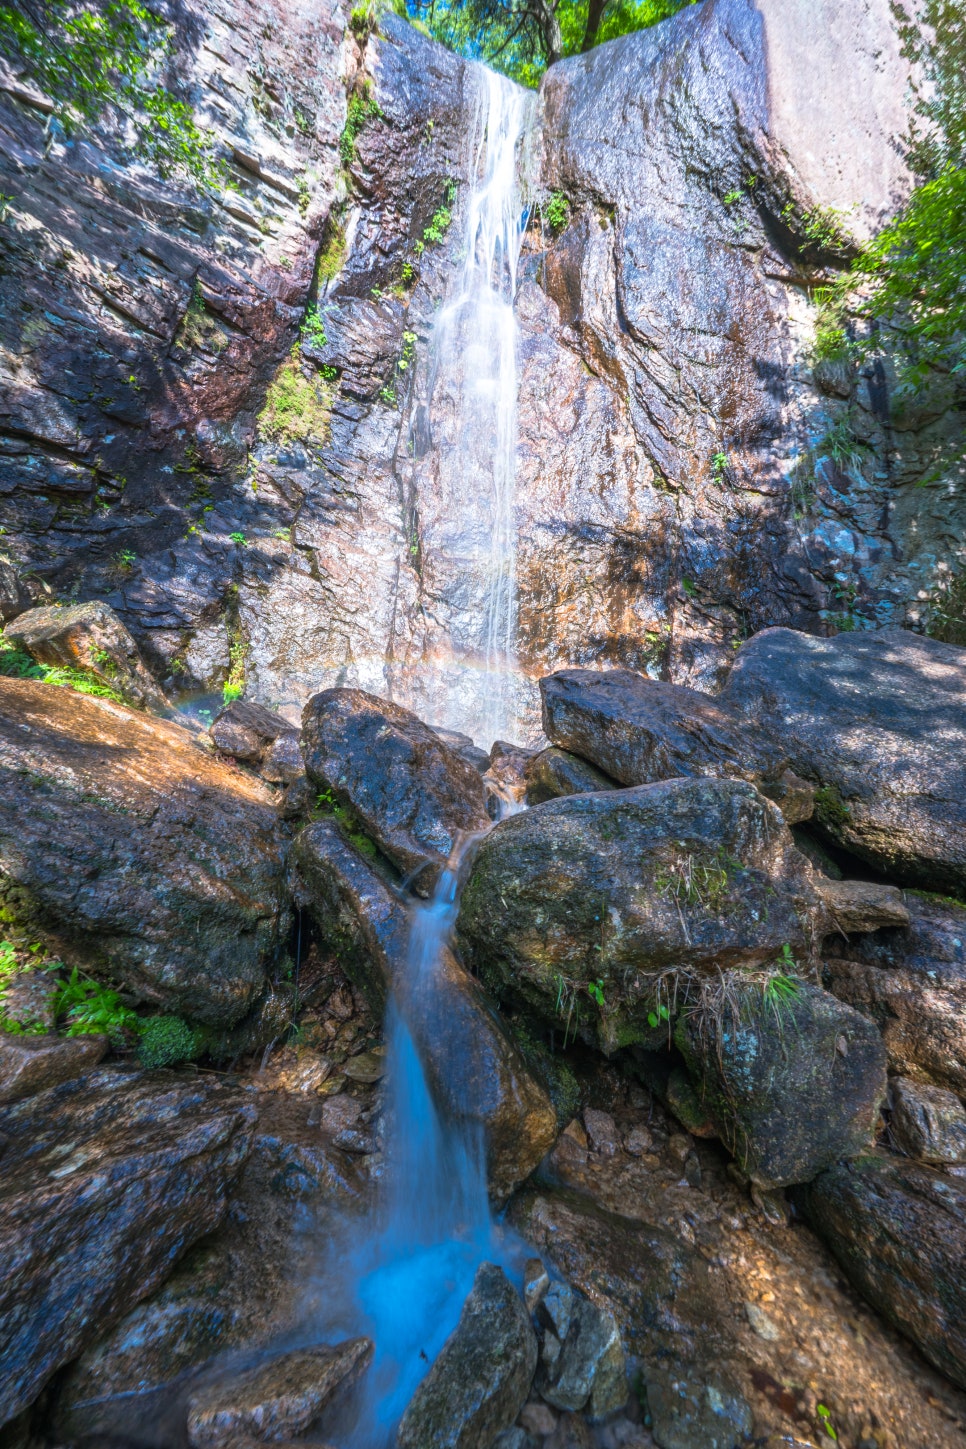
[0,1068,255,1427]
[396,1263,537,1449]
[523,747,617,806]
[803,1154,966,1390]
[301,688,490,890]
[210,699,297,766]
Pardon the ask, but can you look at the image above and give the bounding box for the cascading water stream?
[416,68,534,746]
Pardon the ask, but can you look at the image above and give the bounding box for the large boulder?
[823,894,966,1094]
[0,1067,255,1427]
[0,678,289,1027]
[539,670,813,823]
[675,980,887,1187]
[292,821,557,1198]
[719,628,966,893]
[301,689,491,890]
[804,1154,966,1390]
[456,778,825,1052]
[396,1263,537,1449]
[5,600,168,711]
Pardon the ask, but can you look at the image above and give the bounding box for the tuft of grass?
[0,631,127,703]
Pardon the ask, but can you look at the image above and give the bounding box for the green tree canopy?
[412,0,695,86]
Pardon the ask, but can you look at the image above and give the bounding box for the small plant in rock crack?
[544,190,571,233]
[816,1403,838,1441]
[229,531,248,547]
[300,306,328,349]
[711,450,730,483]
[647,1001,671,1030]
[54,967,139,1045]
[586,979,606,1008]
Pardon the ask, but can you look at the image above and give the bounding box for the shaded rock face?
[5,600,168,710]
[49,1096,372,1435]
[676,982,887,1187]
[719,628,966,893]
[457,777,823,1052]
[301,688,491,889]
[540,669,790,799]
[396,1263,537,1449]
[2,0,960,742]
[0,1066,255,1427]
[0,677,289,1026]
[523,747,616,806]
[292,820,557,1198]
[804,1155,966,1391]
[823,894,966,1094]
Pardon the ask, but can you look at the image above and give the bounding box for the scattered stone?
[396,1263,537,1449]
[676,981,886,1188]
[540,670,804,817]
[804,1154,966,1390]
[643,1368,753,1449]
[6,600,167,711]
[583,1108,620,1157]
[520,1402,558,1436]
[743,1302,780,1342]
[320,1094,364,1134]
[186,1338,372,1448]
[342,1049,387,1084]
[0,1032,106,1106]
[623,1125,653,1157]
[814,877,910,936]
[0,1067,255,1425]
[890,1077,966,1163]
[524,747,617,806]
[457,777,825,1053]
[823,893,966,1093]
[210,699,296,767]
[720,627,966,893]
[537,1292,626,1417]
[301,688,490,890]
[252,1045,333,1096]
[260,731,306,785]
[0,678,289,1027]
[294,820,556,1198]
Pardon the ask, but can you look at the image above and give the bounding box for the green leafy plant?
[54,966,138,1045]
[0,631,126,703]
[816,1403,838,1441]
[647,1001,671,1030]
[711,450,729,482]
[228,531,248,547]
[544,190,571,232]
[722,187,743,206]
[0,0,228,188]
[300,306,328,349]
[586,978,606,1008]
[340,86,382,169]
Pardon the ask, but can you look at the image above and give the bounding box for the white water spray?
[415,69,533,745]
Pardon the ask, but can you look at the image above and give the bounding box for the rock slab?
[0,1067,255,1427]
[396,1263,537,1449]
[0,678,288,1026]
[720,628,966,893]
[805,1154,966,1390]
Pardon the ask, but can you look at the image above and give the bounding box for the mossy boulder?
[676,980,887,1187]
[456,778,824,1053]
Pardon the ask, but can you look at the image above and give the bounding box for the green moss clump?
[340,88,382,170]
[259,353,333,448]
[813,784,851,831]
[137,1015,206,1069]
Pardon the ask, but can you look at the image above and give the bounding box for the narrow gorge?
[1,0,965,1447]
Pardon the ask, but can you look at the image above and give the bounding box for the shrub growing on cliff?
[0,0,227,187]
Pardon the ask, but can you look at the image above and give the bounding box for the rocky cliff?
[1,0,962,738]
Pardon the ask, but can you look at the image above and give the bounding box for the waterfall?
[337,852,508,1447]
[412,68,534,747]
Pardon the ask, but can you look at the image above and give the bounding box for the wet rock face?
[396,1263,537,1449]
[186,1338,372,1448]
[804,1155,966,1391]
[301,688,491,889]
[823,894,966,1094]
[676,982,887,1188]
[523,746,617,806]
[0,1032,106,1105]
[889,1078,966,1164]
[719,628,966,894]
[0,678,288,1026]
[293,820,557,1198]
[457,777,822,1052]
[5,600,168,710]
[0,1067,255,1428]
